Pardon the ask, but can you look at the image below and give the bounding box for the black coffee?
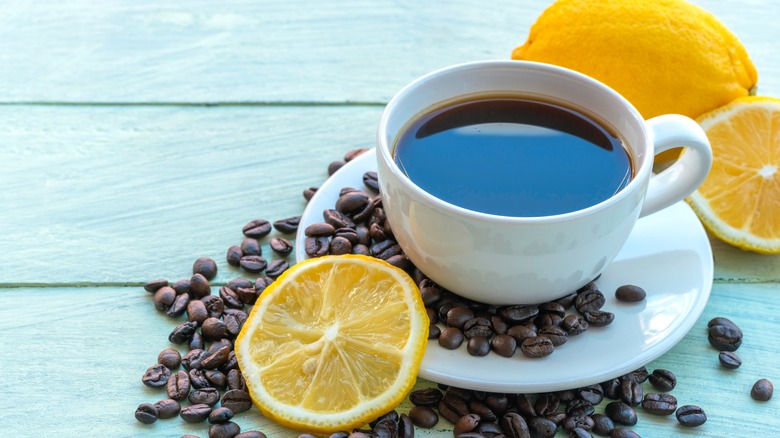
[394,96,632,216]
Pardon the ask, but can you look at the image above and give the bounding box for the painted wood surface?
[0,0,776,103]
[0,0,778,436]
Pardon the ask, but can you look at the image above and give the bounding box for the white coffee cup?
[376,60,712,305]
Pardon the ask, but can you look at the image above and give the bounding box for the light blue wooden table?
[1,1,778,437]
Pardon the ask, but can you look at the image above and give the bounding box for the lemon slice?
[234,254,428,433]
[687,96,780,253]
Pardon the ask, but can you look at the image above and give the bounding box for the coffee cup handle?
[640,114,713,217]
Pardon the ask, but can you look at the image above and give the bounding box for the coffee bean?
[491,334,517,357]
[751,378,773,401]
[201,345,231,370]
[538,325,568,346]
[583,310,614,327]
[237,287,260,305]
[306,222,337,237]
[577,384,604,405]
[189,332,205,350]
[454,414,481,436]
[222,389,253,414]
[615,285,646,302]
[398,414,414,438]
[499,412,531,438]
[438,327,464,349]
[441,394,470,419]
[190,273,212,299]
[172,278,191,295]
[575,290,605,313]
[567,399,595,417]
[158,348,181,370]
[676,405,707,427]
[568,427,593,438]
[622,367,649,384]
[205,370,227,390]
[220,351,239,373]
[336,191,370,214]
[468,399,497,422]
[601,379,621,400]
[224,309,248,337]
[409,388,443,407]
[303,187,318,201]
[153,286,176,312]
[648,369,676,391]
[193,257,218,281]
[209,407,234,424]
[345,148,369,161]
[520,336,554,358]
[153,398,181,419]
[477,421,503,436]
[467,336,490,356]
[305,236,330,257]
[373,418,398,438]
[227,277,253,291]
[610,427,640,438]
[242,219,272,239]
[546,412,567,426]
[538,301,566,317]
[201,317,227,341]
[240,238,262,257]
[266,260,289,279]
[707,316,743,336]
[718,351,742,369]
[556,389,577,403]
[514,394,535,417]
[182,349,208,371]
[328,160,346,175]
[210,421,240,438]
[409,406,438,428]
[226,245,243,266]
[269,237,293,256]
[465,319,493,339]
[185,300,207,325]
[239,255,267,273]
[708,324,742,351]
[135,403,158,424]
[227,369,246,391]
[535,313,563,328]
[642,393,677,415]
[189,369,210,389]
[446,306,475,329]
[428,324,441,339]
[328,236,352,255]
[273,216,301,234]
[499,305,539,324]
[535,393,560,416]
[591,414,615,436]
[363,171,380,192]
[181,403,212,423]
[142,363,171,387]
[527,416,557,438]
[506,324,537,343]
[166,292,191,318]
[144,279,169,293]
[562,416,594,432]
[190,387,221,406]
[619,379,642,406]
[167,370,191,400]
[219,286,243,309]
[236,432,267,438]
[604,402,636,426]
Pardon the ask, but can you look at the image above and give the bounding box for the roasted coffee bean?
[306,222,337,237]
[373,242,402,260]
[538,326,568,346]
[454,414,481,435]
[446,306,475,329]
[438,327,464,350]
[303,187,318,201]
[219,286,243,309]
[189,369,210,389]
[189,332,205,350]
[751,378,773,401]
[201,345,231,370]
[562,416,594,432]
[610,427,640,438]
[386,254,410,270]
[269,237,294,257]
[226,245,243,266]
[538,301,566,317]
[208,338,233,354]
[266,260,289,279]
[676,405,707,427]
[190,273,212,299]
[374,418,398,438]
[193,257,218,281]
[228,278,253,291]
[322,209,353,230]
[141,363,171,388]
[326,433,347,438]
[167,292,190,318]
[718,351,742,369]
[499,305,539,324]
[622,367,649,384]
[556,292,578,309]
[568,427,593,438]
[535,393,560,416]
[352,243,370,256]
[348,433,372,438]
[601,379,621,400]
[209,407,234,424]
[198,296,223,319]
[583,310,614,327]
[153,286,176,312]
[535,313,563,328]
[305,236,330,257]
[527,416,557,437]
[708,316,743,334]
[577,384,604,405]
[328,160,346,175]
[463,317,492,336]
[575,290,605,313]
[506,324,537,343]
[614,285,645,302]
[336,191,370,214]
[363,171,380,192]
[467,336,491,356]
[397,414,414,438]
[182,349,208,371]
[566,399,595,417]
[591,414,615,436]
[445,386,472,402]
[469,399,497,422]
[436,400,461,424]
[647,369,676,391]
[555,389,576,403]
[512,394,535,418]
[210,421,240,438]
[240,238,262,257]
[369,411,398,429]
[428,324,441,339]
[220,351,238,372]
[520,336,554,358]
[604,402,637,426]
[153,398,181,419]
[167,370,191,400]
[201,317,228,341]
[345,148,370,162]
[442,394,470,418]
[369,222,387,242]
[546,412,567,426]
[561,314,589,336]
[409,406,438,428]
[236,287,260,305]
[273,216,301,234]
[172,278,191,295]
[355,223,371,245]
[239,255,267,273]
[491,334,517,357]
[708,324,742,351]
[144,279,169,293]
[334,227,359,245]
[205,370,227,390]
[477,421,503,436]
[329,236,353,255]
[235,432,267,438]
[224,309,247,337]
[135,403,158,424]
[169,320,198,344]
[641,393,677,415]
[351,197,377,224]
[619,379,642,406]
[499,412,531,438]
[158,348,181,370]
[409,388,443,407]
[491,315,508,335]
[243,219,272,239]
[222,389,253,414]
[227,369,246,391]
[189,387,220,406]
[181,403,212,423]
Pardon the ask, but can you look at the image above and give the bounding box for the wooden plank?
[0,105,777,285]
[0,283,776,437]
[0,0,775,103]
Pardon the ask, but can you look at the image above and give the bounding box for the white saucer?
[296,149,713,393]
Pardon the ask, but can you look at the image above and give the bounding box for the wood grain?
[0,0,775,103]
[0,283,776,437]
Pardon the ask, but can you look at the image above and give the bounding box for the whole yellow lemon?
[513,0,758,160]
